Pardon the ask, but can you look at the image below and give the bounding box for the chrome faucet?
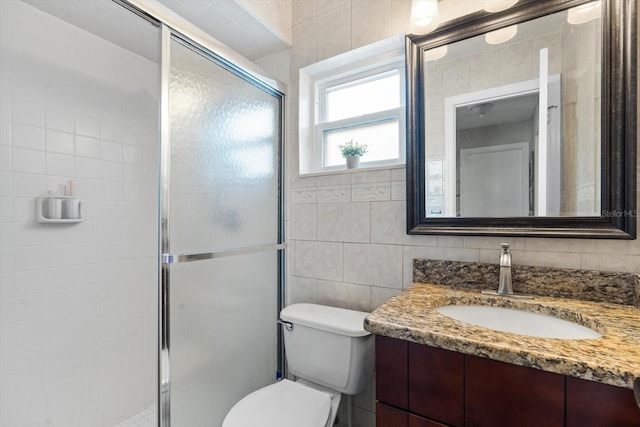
[497,243,513,295]
[480,243,531,298]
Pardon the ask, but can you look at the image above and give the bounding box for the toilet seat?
[222,379,338,427]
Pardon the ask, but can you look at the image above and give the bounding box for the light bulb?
[424,45,448,62]
[411,0,438,28]
[483,0,518,13]
[485,25,518,45]
[567,1,601,25]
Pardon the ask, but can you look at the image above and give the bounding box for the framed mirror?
[407,0,637,238]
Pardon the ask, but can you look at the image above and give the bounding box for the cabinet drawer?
[409,413,450,427]
[377,403,450,427]
[377,402,407,427]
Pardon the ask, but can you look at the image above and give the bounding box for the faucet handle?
[501,243,510,250]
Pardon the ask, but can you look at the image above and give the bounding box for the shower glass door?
[161,33,283,427]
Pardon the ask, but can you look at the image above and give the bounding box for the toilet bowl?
[222,379,341,427]
[222,304,373,427]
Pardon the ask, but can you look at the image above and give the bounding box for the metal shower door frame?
[108,2,286,426]
[158,26,286,427]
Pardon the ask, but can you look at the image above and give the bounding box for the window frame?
[315,62,406,172]
[298,35,406,176]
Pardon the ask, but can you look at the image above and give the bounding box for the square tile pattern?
[114,405,157,427]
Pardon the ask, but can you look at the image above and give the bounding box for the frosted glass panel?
[166,38,282,427]
[326,71,401,121]
[170,252,278,427]
[169,38,281,254]
[324,119,400,166]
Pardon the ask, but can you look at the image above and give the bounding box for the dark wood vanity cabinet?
[408,343,463,426]
[376,403,449,427]
[465,355,564,426]
[375,336,640,427]
[565,376,640,426]
[376,336,462,427]
[376,334,409,409]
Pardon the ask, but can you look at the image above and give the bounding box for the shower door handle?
[162,243,286,264]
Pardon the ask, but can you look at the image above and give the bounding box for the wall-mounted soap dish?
[36,196,83,224]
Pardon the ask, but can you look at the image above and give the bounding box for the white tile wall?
[0,2,158,427]
[343,244,403,288]
[282,0,640,294]
[114,405,156,427]
[316,202,370,242]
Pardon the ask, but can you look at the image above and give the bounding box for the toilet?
[222,303,373,427]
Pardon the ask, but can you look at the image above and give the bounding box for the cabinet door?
[465,355,564,427]
[409,413,450,427]
[376,336,408,409]
[566,376,640,426]
[409,343,464,426]
[377,402,407,427]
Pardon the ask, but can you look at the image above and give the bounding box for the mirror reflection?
[423,1,601,218]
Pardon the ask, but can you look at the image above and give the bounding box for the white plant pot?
[346,156,360,169]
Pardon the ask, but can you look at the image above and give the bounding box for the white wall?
[238,0,293,44]
[0,2,159,426]
[269,1,640,426]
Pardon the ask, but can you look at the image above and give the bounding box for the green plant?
[339,140,368,157]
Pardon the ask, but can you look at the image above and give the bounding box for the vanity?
[365,272,640,426]
[372,0,640,423]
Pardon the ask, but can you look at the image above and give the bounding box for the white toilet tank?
[280,303,373,395]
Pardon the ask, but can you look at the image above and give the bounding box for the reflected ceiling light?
[424,45,448,62]
[470,102,494,117]
[483,0,518,12]
[485,25,518,44]
[567,1,601,25]
[411,0,439,30]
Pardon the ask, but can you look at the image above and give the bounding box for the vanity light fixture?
[485,24,518,44]
[410,0,438,32]
[483,0,518,13]
[424,45,448,62]
[567,1,601,25]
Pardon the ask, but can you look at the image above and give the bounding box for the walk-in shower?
[0,1,285,426]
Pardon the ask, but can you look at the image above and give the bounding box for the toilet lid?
[222,379,332,427]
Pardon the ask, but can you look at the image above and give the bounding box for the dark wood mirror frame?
[406,0,637,239]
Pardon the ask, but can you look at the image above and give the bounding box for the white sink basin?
[435,305,601,339]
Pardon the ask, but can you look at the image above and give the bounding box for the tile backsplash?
[413,259,639,307]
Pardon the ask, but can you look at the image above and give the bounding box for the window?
[299,36,405,175]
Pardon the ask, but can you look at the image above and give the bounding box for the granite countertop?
[364,283,640,389]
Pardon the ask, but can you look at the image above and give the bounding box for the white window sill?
[298,162,405,178]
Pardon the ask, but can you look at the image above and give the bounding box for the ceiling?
[23,0,161,61]
[22,0,290,63]
[155,0,289,61]
[457,93,539,130]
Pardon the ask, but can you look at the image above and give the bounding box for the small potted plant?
[339,139,368,169]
